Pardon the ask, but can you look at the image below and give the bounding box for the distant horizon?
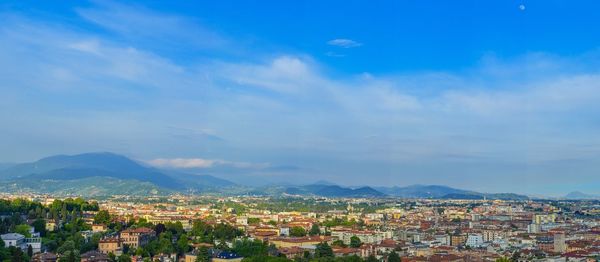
[2,1,600,196]
[1,151,599,198]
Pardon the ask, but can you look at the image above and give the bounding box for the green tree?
[233,239,268,257]
[290,227,306,237]
[166,222,185,236]
[32,219,46,237]
[108,252,116,262]
[10,246,25,262]
[366,255,378,262]
[349,236,362,248]
[331,240,347,248]
[135,248,146,257]
[495,258,510,262]
[309,224,321,236]
[14,224,32,237]
[0,239,9,262]
[303,250,311,259]
[118,254,132,262]
[57,240,76,255]
[336,255,362,262]
[242,256,291,262]
[157,235,175,254]
[59,250,79,262]
[154,223,166,235]
[191,220,213,243]
[94,210,111,224]
[194,246,210,262]
[176,234,190,254]
[387,251,400,262]
[213,223,243,241]
[314,242,333,258]
[61,203,69,221]
[247,218,260,225]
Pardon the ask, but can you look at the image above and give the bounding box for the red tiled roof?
[273,236,332,243]
[279,246,304,255]
[122,227,154,234]
[332,248,359,255]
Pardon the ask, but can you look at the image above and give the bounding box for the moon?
[519,4,526,11]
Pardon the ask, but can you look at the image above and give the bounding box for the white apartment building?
[465,234,484,247]
[331,229,392,245]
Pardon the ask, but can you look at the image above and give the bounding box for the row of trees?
[0,198,101,262]
[224,240,401,262]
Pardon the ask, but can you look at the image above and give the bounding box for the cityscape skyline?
[2,1,600,195]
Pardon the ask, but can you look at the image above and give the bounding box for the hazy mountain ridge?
[277,184,527,200]
[282,184,385,198]
[375,185,528,200]
[375,185,473,198]
[564,191,600,200]
[0,163,15,170]
[0,152,237,195]
[0,176,167,196]
[0,152,529,199]
[0,152,182,189]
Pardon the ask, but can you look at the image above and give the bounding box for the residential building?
[92,224,107,233]
[1,233,25,249]
[533,214,557,224]
[31,252,58,262]
[99,237,122,255]
[120,227,154,249]
[553,233,566,253]
[81,250,110,262]
[465,234,484,247]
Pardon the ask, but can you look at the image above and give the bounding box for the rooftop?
[1,233,25,240]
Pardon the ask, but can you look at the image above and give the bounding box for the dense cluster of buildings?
[2,194,600,261]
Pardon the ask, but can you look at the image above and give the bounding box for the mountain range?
[563,191,600,200]
[0,152,235,195]
[0,152,528,199]
[282,184,386,198]
[375,185,528,200]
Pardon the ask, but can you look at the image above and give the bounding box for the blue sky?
[2,1,600,195]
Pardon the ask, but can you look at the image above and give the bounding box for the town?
[1,194,599,262]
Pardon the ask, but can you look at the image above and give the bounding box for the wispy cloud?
[147,158,270,169]
[76,1,230,52]
[327,38,362,48]
[2,2,600,193]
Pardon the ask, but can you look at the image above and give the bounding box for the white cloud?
[148,158,216,168]
[327,39,362,48]
[3,4,600,192]
[147,158,270,169]
[76,1,228,50]
[214,56,320,94]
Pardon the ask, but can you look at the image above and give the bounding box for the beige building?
[533,214,557,224]
[98,237,122,255]
[120,227,155,249]
[92,224,107,233]
[184,254,197,262]
[45,221,58,232]
[450,234,466,246]
[554,233,566,253]
[330,229,392,245]
[270,236,333,248]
